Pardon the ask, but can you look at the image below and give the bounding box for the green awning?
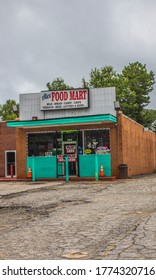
[7,114,116,128]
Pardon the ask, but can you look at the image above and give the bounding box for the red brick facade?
[0,122,16,177]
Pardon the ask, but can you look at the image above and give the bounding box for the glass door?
[5,151,16,177]
[63,142,77,175]
[62,131,78,176]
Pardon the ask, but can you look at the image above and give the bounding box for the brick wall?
[16,128,27,179]
[0,122,16,177]
[117,113,156,176]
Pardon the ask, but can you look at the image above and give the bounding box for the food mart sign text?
[41,89,89,110]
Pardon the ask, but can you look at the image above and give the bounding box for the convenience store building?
[7,87,156,180]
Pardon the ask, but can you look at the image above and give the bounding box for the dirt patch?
[123,210,154,217]
[62,251,89,259]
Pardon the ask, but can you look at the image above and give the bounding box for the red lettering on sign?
[79,90,83,99]
[55,92,59,101]
[75,91,79,99]
[51,92,55,101]
[83,90,86,99]
[64,91,68,100]
[51,91,68,101]
[70,91,75,100]
[69,90,87,100]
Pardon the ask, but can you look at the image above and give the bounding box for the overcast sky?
[0,0,156,109]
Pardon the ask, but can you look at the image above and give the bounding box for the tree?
[151,119,156,133]
[0,99,19,120]
[47,77,73,91]
[82,66,117,88]
[121,62,155,123]
[82,65,139,120]
[141,109,156,129]
[82,62,155,124]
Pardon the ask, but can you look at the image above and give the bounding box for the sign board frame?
[40,89,89,111]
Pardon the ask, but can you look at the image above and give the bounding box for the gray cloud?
[0,0,156,109]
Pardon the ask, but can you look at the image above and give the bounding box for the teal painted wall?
[27,156,57,179]
[26,153,111,180]
[79,154,111,177]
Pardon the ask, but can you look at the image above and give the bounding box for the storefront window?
[28,132,62,156]
[27,129,110,157]
[84,129,110,154]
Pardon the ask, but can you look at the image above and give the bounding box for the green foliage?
[0,99,19,121]
[82,66,117,88]
[141,109,156,129]
[82,77,89,88]
[82,62,155,125]
[151,119,156,133]
[120,62,155,123]
[47,77,73,91]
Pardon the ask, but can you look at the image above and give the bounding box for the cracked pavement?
[0,174,156,259]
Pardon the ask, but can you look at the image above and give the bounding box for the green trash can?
[118,164,128,179]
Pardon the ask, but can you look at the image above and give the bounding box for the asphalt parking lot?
[0,174,156,260]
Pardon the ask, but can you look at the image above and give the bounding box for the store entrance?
[62,131,78,176]
[63,142,77,175]
[5,151,16,177]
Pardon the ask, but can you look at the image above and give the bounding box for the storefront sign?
[40,89,89,110]
[57,155,65,162]
[68,154,77,162]
[65,145,76,154]
[57,154,77,162]
[84,148,92,154]
[96,146,110,154]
